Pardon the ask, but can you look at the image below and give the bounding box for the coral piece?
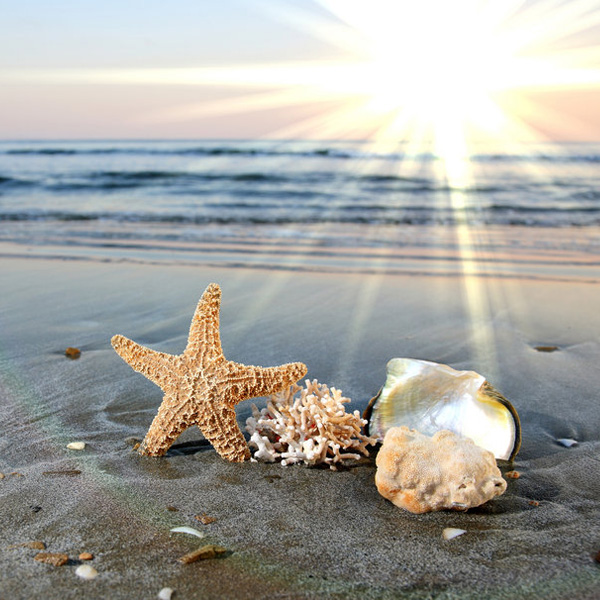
[112,283,307,462]
[245,379,375,469]
[375,426,507,513]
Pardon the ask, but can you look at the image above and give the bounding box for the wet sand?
[1,254,599,599]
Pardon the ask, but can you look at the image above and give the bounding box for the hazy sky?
[1,0,599,141]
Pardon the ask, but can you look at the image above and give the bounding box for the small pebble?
[75,564,98,580]
[179,545,227,564]
[0,472,4,479]
[34,552,68,566]
[65,347,81,359]
[443,528,466,541]
[67,441,86,451]
[158,588,174,600]
[194,514,217,525]
[505,470,521,479]
[557,438,578,448]
[79,552,94,561]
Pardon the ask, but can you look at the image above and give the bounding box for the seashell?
[170,526,205,539]
[556,438,578,448]
[75,564,98,579]
[178,544,227,564]
[364,358,521,461]
[66,441,86,450]
[443,528,467,540]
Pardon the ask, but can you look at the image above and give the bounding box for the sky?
[1,0,600,142]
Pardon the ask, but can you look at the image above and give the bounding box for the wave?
[2,202,599,227]
[473,153,600,163]
[0,169,532,193]
[7,148,78,156]
[4,144,600,163]
[0,175,35,188]
[569,190,600,201]
[4,170,438,192]
[3,145,358,159]
[30,170,300,192]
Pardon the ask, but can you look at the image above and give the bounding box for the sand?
[1,253,600,599]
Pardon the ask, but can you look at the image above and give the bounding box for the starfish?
[111,283,307,461]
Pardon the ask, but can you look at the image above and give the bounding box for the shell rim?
[362,374,521,463]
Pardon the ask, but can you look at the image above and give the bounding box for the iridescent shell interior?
[364,358,521,461]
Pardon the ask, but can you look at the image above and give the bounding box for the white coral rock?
[375,426,507,513]
[246,379,375,469]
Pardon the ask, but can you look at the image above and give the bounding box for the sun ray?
[142,86,346,124]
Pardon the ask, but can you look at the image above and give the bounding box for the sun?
[295,1,549,146]
[323,2,510,109]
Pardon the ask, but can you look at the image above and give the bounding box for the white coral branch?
[245,379,376,469]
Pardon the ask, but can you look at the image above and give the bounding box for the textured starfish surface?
[111,283,307,461]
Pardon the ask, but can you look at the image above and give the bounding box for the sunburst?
[135,0,600,146]
[6,1,599,145]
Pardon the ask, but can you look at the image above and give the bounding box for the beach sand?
[1,251,599,599]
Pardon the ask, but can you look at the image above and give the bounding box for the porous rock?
[375,426,507,513]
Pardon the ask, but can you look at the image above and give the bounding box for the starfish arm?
[195,402,250,462]
[111,334,175,391]
[223,361,307,405]
[183,283,223,364]
[138,394,193,456]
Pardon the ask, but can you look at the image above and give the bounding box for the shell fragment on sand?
[34,552,68,566]
[557,438,578,447]
[65,347,81,359]
[66,441,86,450]
[75,564,98,579]
[178,544,227,564]
[195,513,217,524]
[170,526,205,539]
[375,426,507,513]
[364,358,521,461]
[443,528,467,540]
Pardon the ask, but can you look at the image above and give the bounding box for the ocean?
[1,139,599,277]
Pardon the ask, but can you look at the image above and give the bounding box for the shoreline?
[1,223,600,283]
[1,256,599,598]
